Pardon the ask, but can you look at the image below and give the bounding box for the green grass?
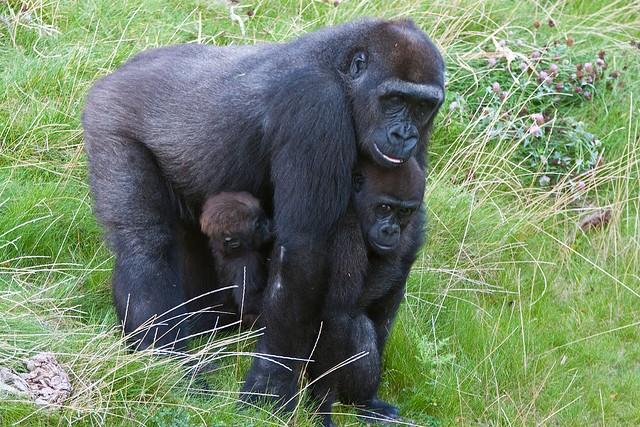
[1,0,639,425]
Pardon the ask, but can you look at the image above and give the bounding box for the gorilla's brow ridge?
[377,79,444,103]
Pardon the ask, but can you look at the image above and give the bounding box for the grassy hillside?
[1,0,639,425]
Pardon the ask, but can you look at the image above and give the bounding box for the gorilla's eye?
[224,237,241,250]
[375,204,392,217]
[416,101,434,122]
[399,207,414,217]
[349,52,368,78]
[383,95,405,114]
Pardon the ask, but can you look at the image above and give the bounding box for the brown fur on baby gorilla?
[200,192,273,328]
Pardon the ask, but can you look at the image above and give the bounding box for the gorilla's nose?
[387,123,419,156]
[379,223,400,243]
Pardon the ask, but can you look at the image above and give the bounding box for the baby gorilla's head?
[200,192,273,326]
[353,158,425,256]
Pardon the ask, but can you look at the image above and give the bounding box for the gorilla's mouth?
[370,240,395,253]
[373,143,404,165]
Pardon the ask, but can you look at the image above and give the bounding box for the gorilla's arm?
[242,68,357,405]
[363,208,426,351]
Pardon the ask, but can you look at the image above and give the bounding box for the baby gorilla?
[308,158,425,426]
[200,192,273,327]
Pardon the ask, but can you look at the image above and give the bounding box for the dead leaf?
[578,208,612,232]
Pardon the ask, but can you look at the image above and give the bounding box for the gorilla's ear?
[265,68,358,239]
[353,173,365,193]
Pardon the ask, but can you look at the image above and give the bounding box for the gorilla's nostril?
[388,124,418,145]
[381,225,400,238]
[388,128,403,142]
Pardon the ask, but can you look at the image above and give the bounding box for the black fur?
[309,158,426,426]
[82,18,444,408]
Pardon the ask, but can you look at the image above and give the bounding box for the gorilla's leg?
[367,284,405,356]
[309,312,380,427]
[86,137,188,350]
[361,283,406,419]
[241,242,329,409]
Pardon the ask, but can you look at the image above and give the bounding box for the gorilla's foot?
[357,398,401,424]
[239,359,298,411]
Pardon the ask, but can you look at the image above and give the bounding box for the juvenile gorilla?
[308,158,425,426]
[200,192,273,327]
[83,18,444,405]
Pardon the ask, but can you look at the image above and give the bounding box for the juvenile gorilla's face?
[360,197,420,254]
[218,216,273,258]
[353,158,425,256]
[211,214,273,293]
[343,21,445,167]
[199,192,274,301]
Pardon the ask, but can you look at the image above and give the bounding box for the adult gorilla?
[83,18,444,407]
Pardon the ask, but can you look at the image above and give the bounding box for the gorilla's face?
[344,22,445,167]
[353,157,425,256]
